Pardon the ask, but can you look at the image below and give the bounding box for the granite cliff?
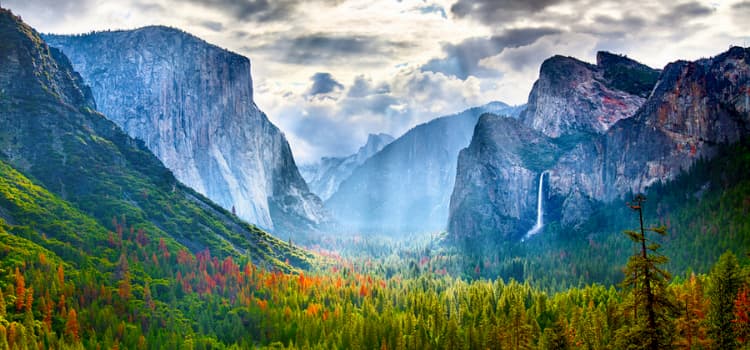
[45,28,331,237]
[449,49,750,242]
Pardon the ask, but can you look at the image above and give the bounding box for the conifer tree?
[708,251,743,349]
[616,194,675,350]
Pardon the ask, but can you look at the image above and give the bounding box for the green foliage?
[708,251,744,349]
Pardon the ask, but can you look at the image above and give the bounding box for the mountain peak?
[0,8,95,111]
[521,51,658,137]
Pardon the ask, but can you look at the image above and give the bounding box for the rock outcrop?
[300,133,394,201]
[448,115,557,239]
[44,28,331,236]
[326,102,524,234]
[450,53,658,240]
[520,52,659,138]
[449,49,750,242]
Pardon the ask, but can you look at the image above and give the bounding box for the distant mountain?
[326,102,524,234]
[0,8,313,269]
[300,133,394,201]
[448,48,750,243]
[44,27,331,238]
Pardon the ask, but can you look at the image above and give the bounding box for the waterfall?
[523,171,548,240]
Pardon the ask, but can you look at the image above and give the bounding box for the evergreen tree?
[616,194,676,350]
[708,251,743,349]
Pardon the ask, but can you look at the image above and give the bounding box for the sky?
[4,0,749,163]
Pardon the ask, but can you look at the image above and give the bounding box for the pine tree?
[0,290,6,319]
[734,286,750,346]
[14,267,25,312]
[616,194,675,350]
[65,308,79,342]
[708,251,743,349]
[673,273,711,349]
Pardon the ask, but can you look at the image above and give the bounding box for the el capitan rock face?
[449,48,749,243]
[45,28,331,236]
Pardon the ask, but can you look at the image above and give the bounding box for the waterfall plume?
[523,171,548,241]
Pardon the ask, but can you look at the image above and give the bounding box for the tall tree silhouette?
[616,194,676,349]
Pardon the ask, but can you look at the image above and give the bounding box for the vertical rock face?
[448,47,750,243]
[602,47,750,199]
[326,102,524,234]
[299,133,394,201]
[520,52,659,138]
[44,27,331,235]
[448,115,557,239]
[0,8,314,268]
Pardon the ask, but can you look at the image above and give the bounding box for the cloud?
[348,75,390,98]
[421,27,562,79]
[450,0,566,24]
[308,72,344,96]
[658,1,714,27]
[199,20,224,31]
[733,1,750,28]
[249,33,411,65]
[183,0,342,22]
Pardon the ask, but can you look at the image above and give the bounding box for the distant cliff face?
[300,133,394,201]
[45,28,331,236]
[326,102,524,234]
[449,48,750,243]
[520,52,659,138]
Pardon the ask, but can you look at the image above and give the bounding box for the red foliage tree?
[14,267,25,311]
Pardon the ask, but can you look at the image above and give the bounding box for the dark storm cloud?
[308,72,344,96]
[450,0,565,24]
[421,27,561,79]
[250,34,411,65]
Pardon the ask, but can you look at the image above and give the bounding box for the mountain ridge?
[300,133,394,201]
[326,101,524,234]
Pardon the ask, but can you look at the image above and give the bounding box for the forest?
[0,142,747,350]
[0,198,749,349]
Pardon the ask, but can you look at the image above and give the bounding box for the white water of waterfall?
[523,171,548,241]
